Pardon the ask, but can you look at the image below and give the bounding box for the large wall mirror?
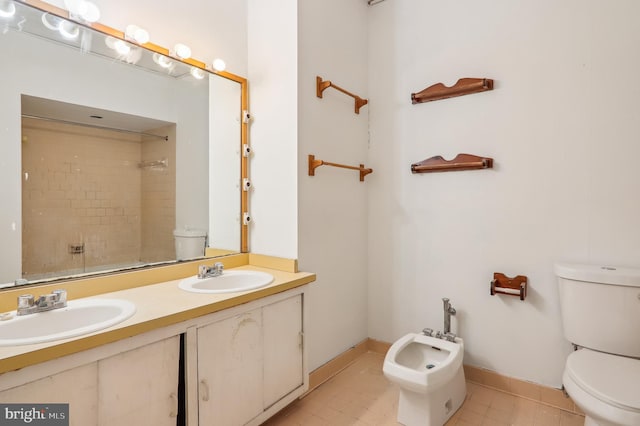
[0,0,247,287]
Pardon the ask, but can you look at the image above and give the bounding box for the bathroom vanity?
[0,257,314,426]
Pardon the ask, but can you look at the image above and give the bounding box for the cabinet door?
[197,308,263,426]
[0,363,98,426]
[97,336,180,426]
[263,294,303,408]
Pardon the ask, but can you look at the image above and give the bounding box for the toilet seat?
[565,349,640,412]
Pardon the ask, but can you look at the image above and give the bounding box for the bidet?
[383,332,466,425]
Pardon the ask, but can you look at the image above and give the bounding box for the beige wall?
[21,118,175,279]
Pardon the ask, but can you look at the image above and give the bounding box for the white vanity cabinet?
[0,284,310,426]
[193,289,307,426]
[196,307,264,425]
[0,336,180,426]
[0,363,98,425]
[97,336,180,426]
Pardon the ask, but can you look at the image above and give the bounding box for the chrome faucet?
[443,297,456,334]
[17,289,67,316]
[198,262,224,279]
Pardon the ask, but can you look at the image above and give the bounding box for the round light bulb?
[63,0,84,16]
[0,1,16,18]
[114,40,131,55]
[173,43,191,60]
[133,28,149,44]
[125,25,149,44]
[81,2,100,23]
[104,36,118,50]
[58,20,80,40]
[190,68,205,80]
[212,58,226,72]
[41,13,62,30]
[153,53,173,69]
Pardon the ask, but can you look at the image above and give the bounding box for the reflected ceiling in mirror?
[0,0,243,287]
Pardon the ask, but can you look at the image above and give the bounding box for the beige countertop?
[0,258,315,375]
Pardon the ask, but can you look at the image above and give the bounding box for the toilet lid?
[566,349,640,411]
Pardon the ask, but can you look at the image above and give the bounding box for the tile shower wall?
[21,118,175,278]
[140,125,176,263]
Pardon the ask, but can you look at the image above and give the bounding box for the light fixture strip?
[25,0,223,77]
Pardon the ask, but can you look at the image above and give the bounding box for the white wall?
[297,0,370,370]
[367,0,640,387]
[209,75,242,252]
[246,0,298,259]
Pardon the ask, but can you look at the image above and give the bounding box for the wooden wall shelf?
[316,76,368,114]
[411,78,494,104]
[411,153,493,174]
[308,154,373,182]
[491,272,528,301]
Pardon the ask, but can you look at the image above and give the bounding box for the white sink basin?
[178,270,274,294]
[0,298,136,346]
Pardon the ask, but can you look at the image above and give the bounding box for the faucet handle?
[52,289,67,305]
[198,264,209,278]
[18,294,34,309]
[214,262,224,273]
[38,294,57,307]
[443,332,457,342]
[422,328,434,336]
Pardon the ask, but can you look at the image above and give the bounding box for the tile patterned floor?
[264,352,585,426]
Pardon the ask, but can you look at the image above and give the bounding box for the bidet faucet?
[443,298,456,334]
[198,262,224,279]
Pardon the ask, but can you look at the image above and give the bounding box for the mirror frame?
[20,0,249,257]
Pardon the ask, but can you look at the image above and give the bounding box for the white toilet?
[173,228,207,260]
[556,263,640,426]
[383,332,466,426]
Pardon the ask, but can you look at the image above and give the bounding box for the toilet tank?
[174,228,207,260]
[555,263,640,358]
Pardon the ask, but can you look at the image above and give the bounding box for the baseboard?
[367,338,391,355]
[306,338,370,394]
[307,338,583,416]
[463,364,583,415]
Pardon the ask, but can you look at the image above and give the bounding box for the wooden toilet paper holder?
[490,272,527,301]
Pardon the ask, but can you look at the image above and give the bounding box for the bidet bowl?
[383,333,464,393]
[0,298,136,346]
[178,270,274,294]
